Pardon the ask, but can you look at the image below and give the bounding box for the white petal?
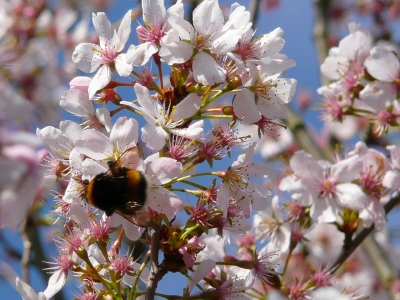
[170,120,204,139]
[187,259,216,292]
[115,54,133,76]
[193,51,226,85]
[92,12,113,49]
[382,169,400,190]
[126,42,158,66]
[146,188,182,217]
[109,116,138,152]
[159,41,193,65]
[43,270,66,299]
[193,0,223,36]
[16,277,39,300]
[146,157,183,185]
[167,13,194,41]
[141,123,168,150]
[331,155,362,183]
[172,93,201,120]
[75,129,114,159]
[232,89,261,124]
[217,183,231,216]
[143,0,166,26]
[365,46,399,82]
[72,43,100,73]
[336,183,369,211]
[88,64,112,99]
[116,10,132,51]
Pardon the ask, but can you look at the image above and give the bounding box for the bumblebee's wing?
[114,146,142,170]
[115,208,153,228]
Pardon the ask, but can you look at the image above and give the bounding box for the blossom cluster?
[319,22,400,137]
[4,0,400,300]
[27,0,299,298]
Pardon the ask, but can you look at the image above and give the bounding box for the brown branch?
[328,191,400,278]
[145,222,166,300]
[248,0,262,30]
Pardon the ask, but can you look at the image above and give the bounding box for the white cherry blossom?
[159,0,247,85]
[121,83,203,151]
[280,151,369,223]
[72,11,133,99]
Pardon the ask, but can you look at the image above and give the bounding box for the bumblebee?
[84,147,148,224]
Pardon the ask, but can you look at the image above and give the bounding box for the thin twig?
[20,220,31,284]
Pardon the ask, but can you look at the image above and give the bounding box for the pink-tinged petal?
[69,76,91,94]
[146,157,183,185]
[365,47,399,82]
[187,259,216,292]
[233,89,261,124]
[120,216,145,240]
[339,30,371,61]
[172,93,201,120]
[60,89,94,118]
[69,201,92,224]
[16,277,39,300]
[256,98,286,119]
[115,54,133,76]
[290,151,323,181]
[146,188,182,217]
[92,12,113,49]
[336,183,369,211]
[216,183,231,216]
[193,51,226,85]
[75,129,114,160]
[193,0,223,36]
[331,155,362,183]
[387,145,400,168]
[43,270,66,299]
[159,41,193,65]
[88,64,112,99]
[116,10,132,51]
[143,0,166,26]
[126,42,158,66]
[95,108,113,132]
[383,170,400,190]
[72,43,100,73]
[60,120,83,143]
[141,123,168,150]
[109,117,138,152]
